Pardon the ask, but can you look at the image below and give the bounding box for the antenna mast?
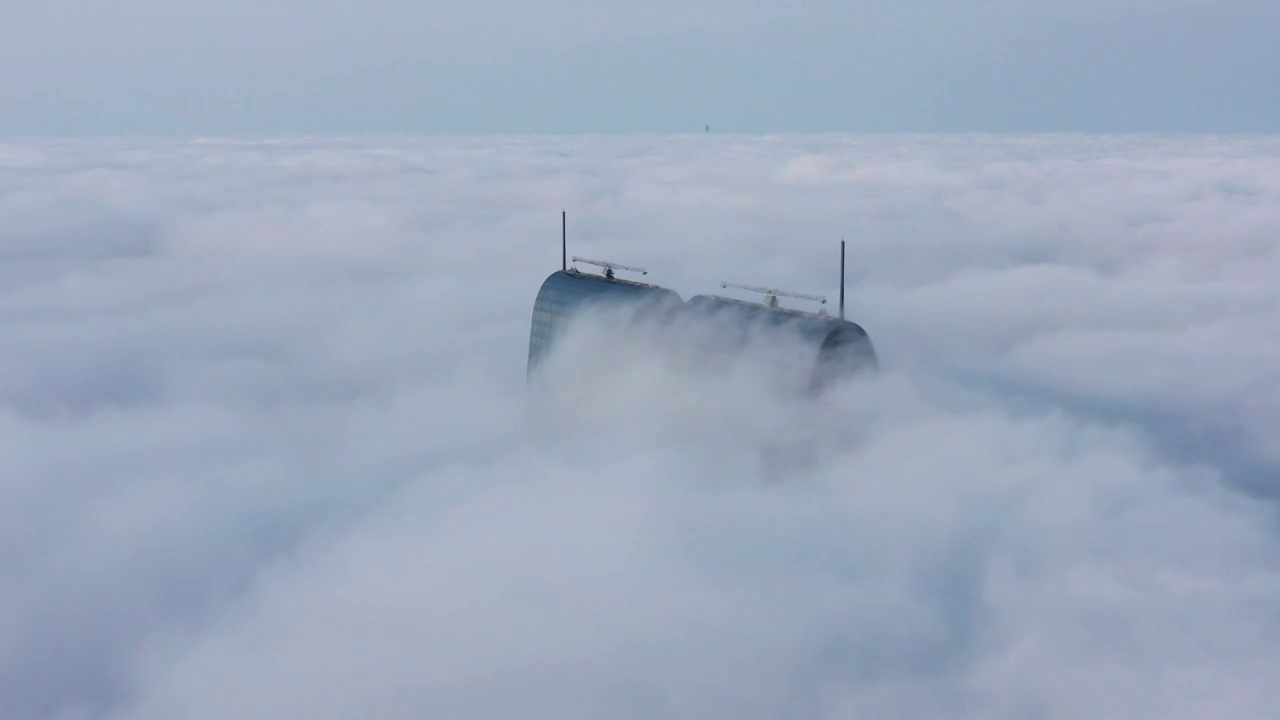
[839,238,845,320]
[571,256,648,280]
[720,282,827,310]
[562,211,567,271]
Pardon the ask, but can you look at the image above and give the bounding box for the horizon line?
[3,129,1278,142]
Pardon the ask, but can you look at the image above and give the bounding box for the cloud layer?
[2,134,1279,720]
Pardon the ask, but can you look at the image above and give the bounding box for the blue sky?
[1,1,1277,133]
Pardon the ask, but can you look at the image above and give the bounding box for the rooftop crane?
[719,281,828,312]
[572,256,648,279]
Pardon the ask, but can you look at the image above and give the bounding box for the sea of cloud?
[2,133,1278,720]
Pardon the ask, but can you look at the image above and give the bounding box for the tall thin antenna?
[839,239,846,321]
[561,211,567,271]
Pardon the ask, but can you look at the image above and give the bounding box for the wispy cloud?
[2,134,1278,720]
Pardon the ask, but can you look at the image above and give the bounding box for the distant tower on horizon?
[705,124,710,132]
